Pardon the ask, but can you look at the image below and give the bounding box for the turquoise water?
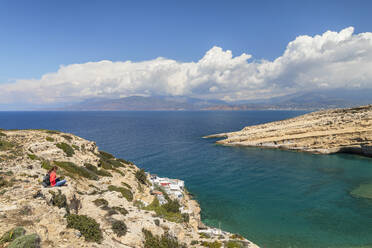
[1,111,372,247]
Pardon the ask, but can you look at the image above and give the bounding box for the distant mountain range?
[62,89,372,111]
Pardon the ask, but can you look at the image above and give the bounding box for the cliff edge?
[0,129,258,248]
[205,105,372,157]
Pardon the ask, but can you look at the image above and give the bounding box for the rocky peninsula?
[0,129,258,248]
[205,105,372,157]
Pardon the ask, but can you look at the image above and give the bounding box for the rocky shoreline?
[0,129,259,248]
[205,105,372,157]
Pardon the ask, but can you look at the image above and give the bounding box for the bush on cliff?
[142,228,186,248]
[135,169,147,185]
[0,227,26,244]
[56,142,75,157]
[144,198,183,223]
[112,220,127,237]
[66,214,103,243]
[8,233,40,248]
[49,189,67,209]
[84,163,112,177]
[108,185,133,201]
[54,161,98,180]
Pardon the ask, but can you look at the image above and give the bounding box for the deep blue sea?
[1,111,372,248]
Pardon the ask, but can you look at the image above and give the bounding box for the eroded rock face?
[206,105,372,156]
[0,129,259,248]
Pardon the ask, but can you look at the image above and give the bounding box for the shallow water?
[1,111,372,248]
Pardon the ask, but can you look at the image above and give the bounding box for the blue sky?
[1,0,372,108]
[1,0,371,82]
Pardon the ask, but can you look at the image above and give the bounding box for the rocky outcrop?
[205,105,372,157]
[0,129,258,248]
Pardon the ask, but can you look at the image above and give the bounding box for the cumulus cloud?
[1,26,372,105]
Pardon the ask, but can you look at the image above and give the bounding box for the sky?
[1,0,372,109]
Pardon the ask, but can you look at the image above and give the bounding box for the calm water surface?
[1,111,372,248]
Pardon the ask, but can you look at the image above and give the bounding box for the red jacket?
[50,171,56,187]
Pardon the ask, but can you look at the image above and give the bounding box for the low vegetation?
[112,220,127,237]
[8,233,40,248]
[93,198,108,207]
[226,240,244,248]
[27,154,39,160]
[108,185,133,201]
[62,135,73,141]
[45,136,54,142]
[135,169,147,185]
[56,142,75,157]
[84,163,112,177]
[229,234,244,240]
[144,197,184,223]
[41,160,53,171]
[142,228,186,248]
[66,214,103,243]
[54,161,98,180]
[200,241,222,248]
[112,206,128,216]
[118,158,134,165]
[0,227,26,244]
[0,140,15,151]
[49,190,67,209]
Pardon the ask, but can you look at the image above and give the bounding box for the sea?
[1,110,372,248]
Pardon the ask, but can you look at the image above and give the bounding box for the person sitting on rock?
[49,166,67,187]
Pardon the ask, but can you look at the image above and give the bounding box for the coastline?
[205,105,372,158]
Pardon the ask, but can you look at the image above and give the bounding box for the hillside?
[205,105,372,157]
[0,129,258,248]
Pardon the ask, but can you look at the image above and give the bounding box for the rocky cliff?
[0,129,258,248]
[205,105,372,157]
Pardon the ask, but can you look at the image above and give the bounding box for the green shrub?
[8,233,40,248]
[45,137,54,142]
[199,233,211,239]
[142,229,186,248]
[229,234,244,240]
[0,132,6,137]
[112,220,127,237]
[121,182,132,189]
[191,240,199,245]
[72,145,80,151]
[41,160,53,171]
[112,206,128,216]
[66,214,103,243]
[200,241,222,248]
[118,158,134,165]
[0,227,26,244]
[182,213,189,223]
[0,140,14,151]
[27,154,39,160]
[99,159,113,170]
[85,163,112,177]
[56,143,75,157]
[163,199,180,213]
[62,135,72,141]
[54,161,98,180]
[108,185,133,201]
[46,130,60,134]
[93,198,108,207]
[226,240,244,248]
[144,198,183,223]
[99,150,115,160]
[50,190,67,209]
[135,169,147,185]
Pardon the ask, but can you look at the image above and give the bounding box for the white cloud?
[1,26,372,105]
